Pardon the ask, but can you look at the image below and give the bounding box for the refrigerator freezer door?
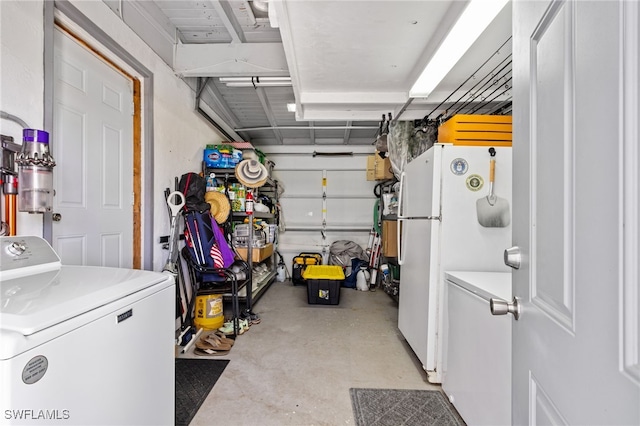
[400,148,440,219]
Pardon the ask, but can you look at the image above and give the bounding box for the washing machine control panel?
[6,241,27,256]
[0,236,61,275]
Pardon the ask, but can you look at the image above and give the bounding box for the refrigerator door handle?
[398,218,404,265]
[397,171,406,218]
[396,171,441,221]
[399,215,442,221]
[397,172,406,265]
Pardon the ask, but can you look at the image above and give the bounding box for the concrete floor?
[179,280,441,426]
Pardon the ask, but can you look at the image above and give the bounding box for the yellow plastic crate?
[303,265,345,305]
[302,265,345,280]
[438,114,512,147]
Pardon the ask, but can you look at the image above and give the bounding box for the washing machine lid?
[444,271,512,301]
[0,265,172,336]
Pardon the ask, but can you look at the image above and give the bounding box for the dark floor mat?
[350,388,465,426]
[175,359,229,426]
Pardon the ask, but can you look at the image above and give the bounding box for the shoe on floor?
[194,347,230,356]
[218,320,244,336]
[195,336,232,352]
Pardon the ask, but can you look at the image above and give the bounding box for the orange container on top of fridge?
[437,114,512,147]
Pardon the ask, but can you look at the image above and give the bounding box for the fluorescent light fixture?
[409,0,509,98]
[224,82,292,87]
[219,76,292,87]
[286,103,297,112]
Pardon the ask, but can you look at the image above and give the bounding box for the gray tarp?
[328,240,369,273]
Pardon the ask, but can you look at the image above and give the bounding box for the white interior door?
[52,28,134,268]
[511,1,639,424]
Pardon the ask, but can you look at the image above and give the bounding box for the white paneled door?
[53,28,134,268]
[512,0,639,424]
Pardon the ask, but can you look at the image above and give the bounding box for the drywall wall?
[0,1,224,270]
[266,145,378,270]
[0,0,47,235]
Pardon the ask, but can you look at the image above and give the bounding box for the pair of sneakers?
[218,318,250,335]
[242,310,261,325]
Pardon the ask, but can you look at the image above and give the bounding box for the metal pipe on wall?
[0,111,31,129]
[4,194,17,236]
[1,128,24,236]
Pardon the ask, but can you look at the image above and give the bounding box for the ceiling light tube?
[409,0,509,98]
[219,77,291,83]
[224,82,292,87]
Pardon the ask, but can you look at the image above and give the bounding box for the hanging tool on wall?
[476,147,510,227]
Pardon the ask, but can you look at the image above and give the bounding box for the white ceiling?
[106,0,513,145]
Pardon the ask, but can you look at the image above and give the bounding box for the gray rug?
[175,359,229,426]
[350,388,465,426]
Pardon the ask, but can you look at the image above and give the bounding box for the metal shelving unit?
[376,179,400,301]
[203,166,279,307]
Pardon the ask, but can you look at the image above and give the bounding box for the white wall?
[266,145,378,269]
[0,1,224,270]
[0,0,47,234]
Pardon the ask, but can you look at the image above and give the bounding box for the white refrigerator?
[397,143,512,383]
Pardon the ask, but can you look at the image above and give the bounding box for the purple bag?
[211,217,235,268]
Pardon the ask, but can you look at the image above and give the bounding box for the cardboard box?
[438,114,512,147]
[237,243,273,263]
[366,153,394,181]
[382,220,398,257]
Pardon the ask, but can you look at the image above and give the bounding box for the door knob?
[504,246,521,269]
[490,297,521,320]
[52,213,62,222]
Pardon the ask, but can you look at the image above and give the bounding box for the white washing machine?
[0,236,175,425]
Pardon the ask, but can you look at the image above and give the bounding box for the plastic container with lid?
[193,293,224,330]
[302,265,345,305]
